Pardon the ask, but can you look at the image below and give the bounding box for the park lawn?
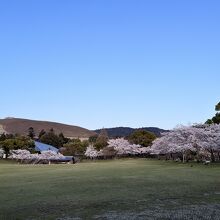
[0,159,220,220]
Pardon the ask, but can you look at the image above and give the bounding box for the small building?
[34,141,74,163]
[34,141,59,153]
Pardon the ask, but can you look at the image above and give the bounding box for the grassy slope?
[0,159,220,220]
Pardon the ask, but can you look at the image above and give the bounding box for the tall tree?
[28,127,35,139]
[89,135,98,144]
[94,129,109,150]
[58,132,69,145]
[39,130,62,148]
[0,133,6,141]
[206,101,220,124]
[38,129,46,139]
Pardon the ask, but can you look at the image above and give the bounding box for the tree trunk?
[182,153,185,163]
[170,153,174,160]
[210,149,215,162]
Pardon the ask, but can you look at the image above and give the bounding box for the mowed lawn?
[0,159,220,220]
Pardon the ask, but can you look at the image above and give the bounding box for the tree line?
[0,125,157,158]
[1,101,219,161]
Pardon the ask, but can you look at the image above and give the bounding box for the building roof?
[34,141,59,153]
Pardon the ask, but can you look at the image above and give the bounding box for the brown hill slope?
[0,118,96,138]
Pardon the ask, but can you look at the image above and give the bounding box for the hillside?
[95,127,168,138]
[0,118,96,138]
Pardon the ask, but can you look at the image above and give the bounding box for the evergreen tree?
[39,129,63,148]
[215,102,220,111]
[89,135,98,144]
[28,127,35,139]
[0,133,6,141]
[58,132,69,144]
[94,128,109,151]
[38,129,46,139]
[206,101,220,124]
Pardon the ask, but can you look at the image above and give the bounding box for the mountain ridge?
[94,126,168,138]
[0,117,96,138]
[0,117,167,139]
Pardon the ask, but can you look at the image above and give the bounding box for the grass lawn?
[0,159,220,220]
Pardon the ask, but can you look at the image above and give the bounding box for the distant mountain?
[0,117,168,139]
[94,127,168,138]
[0,117,96,138]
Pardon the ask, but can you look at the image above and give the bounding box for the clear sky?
[0,0,219,130]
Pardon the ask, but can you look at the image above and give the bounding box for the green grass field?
[0,159,220,220]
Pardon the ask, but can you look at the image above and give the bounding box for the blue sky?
[0,0,219,130]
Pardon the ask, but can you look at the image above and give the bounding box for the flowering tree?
[8,150,66,164]
[85,145,103,159]
[150,126,196,162]
[150,124,220,162]
[194,124,220,162]
[108,138,150,155]
[85,138,151,158]
[85,145,100,159]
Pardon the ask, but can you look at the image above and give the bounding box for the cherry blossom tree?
[108,138,150,156]
[8,150,67,164]
[85,138,151,158]
[85,145,100,159]
[150,126,196,162]
[150,124,220,162]
[193,124,220,162]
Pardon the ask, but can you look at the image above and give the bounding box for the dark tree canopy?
[38,129,46,139]
[0,135,34,158]
[212,113,220,124]
[62,139,89,156]
[215,102,220,111]
[94,129,109,151]
[28,127,35,139]
[0,133,6,141]
[89,135,98,144]
[58,132,69,145]
[39,129,63,148]
[128,130,156,147]
[206,101,220,124]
